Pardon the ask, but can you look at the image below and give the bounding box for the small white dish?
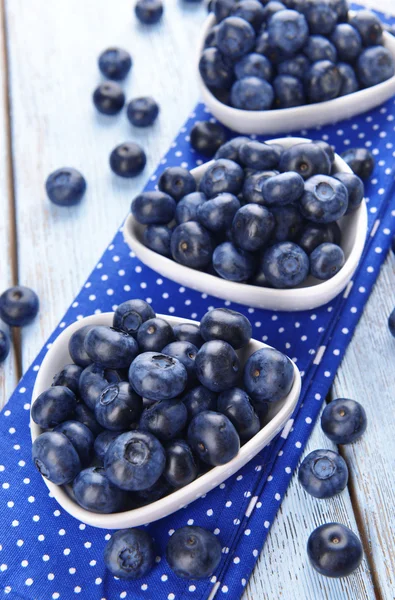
[124,137,368,311]
[31,312,301,529]
[197,13,395,135]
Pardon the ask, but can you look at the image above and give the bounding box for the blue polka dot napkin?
[2,10,395,600]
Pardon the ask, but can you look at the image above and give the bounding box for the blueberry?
[307,523,363,577]
[298,222,340,254]
[204,25,220,49]
[304,1,337,35]
[231,0,265,32]
[279,143,330,179]
[164,440,198,488]
[214,0,238,22]
[133,191,176,227]
[199,47,234,89]
[244,347,294,404]
[54,420,94,467]
[98,47,132,80]
[195,340,240,392]
[32,386,77,429]
[306,60,342,103]
[277,54,310,79]
[159,167,196,202]
[93,82,125,115]
[333,172,364,213]
[213,241,256,282]
[79,364,121,410]
[137,317,174,352]
[262,171,304,206]
[217,17,256,60]
[197,192,240,232]
[173,323,203,348]
[300,175,348,223]
[188,410,239,465]
[0,329,10,363]
[200,159,244,198]
[104,528,155,579]
[129,352,187,401]
[105,430,165,490]
[46,168,87,206]
[175,192,207,225]
[329,0,348,21]
[32,431,81,485]
[171,222,213,269]
[232,204,274,251]
[110,142,146,178]
[349,10,383,47]
[214,136,251,164]
[143,224,172,256]
[262,1,286,21]
[140,398,188,441]
[73,466,127,513]
[321,398,367,444]
[273,74,305,108]
[162,341,198,382]
[331,24,362,63]
[242,170,278,204]
[389,307,395,337]
[299,449,348,499]
[234,53,272,81]
[304,35,337,63]
[262,242,309,288]
[136,476,172,504]
[310,242,344,280]
[337,62,360,96]
[166,525,221,579]
[271,204,304,242]
[127,96,159,127]
[94,430,123,462]
[231,76,274,110]
[239,141,281,170]
[95,382,142,431]
[0,286,39,327]
[74,403,103,437]
[182,386,217,421]
[357,46,395,87]
[135,0,163,24]
[84,326,138,369]
[52,364,83,395]
[340,148,375,180]
[113,299,155,336]
[217,387,260,441]
[190,121,227,157]
[268,9,309,55]
[68,325,94,367]
[314,140,335,166]
[200,307,252,349]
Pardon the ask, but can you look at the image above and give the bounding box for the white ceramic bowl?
[31,312,301,529]
[124,137,368,311]
[197,13,395,135]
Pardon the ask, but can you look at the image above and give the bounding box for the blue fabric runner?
[1,8,395,599]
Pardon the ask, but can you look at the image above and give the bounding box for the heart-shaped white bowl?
[197,12,395,135]
[124,137,368,311]
[30,312,301,529]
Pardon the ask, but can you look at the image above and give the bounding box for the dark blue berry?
[195,340,240,392]
[217,17,256,60]
[298,449,348,498]
[110,143,146,178]
[239,141,281,170]
[310,242,345,280]
[199,47,234,89]
[175,192,207,224]
[200,307,252,349]
[132,190,176,225]
[159,167,196,202]
[104,528,155,579]
[306,60,342,103]
[304,1,337,35]
[94,430,123,462]
[73,466,127,513]
[214,0,238,22]
[279,143,330,179]
[93,82,125,115]
[273,74,305,108]
[127,97,159,127]
[357,46,395,87]
[113,299,155,336]
[314,140,335,165]
[166,526,222,579]
[164,440,198,488]
[277,54,310,79]
[333,172,364,213]
[298,222,339,254]
[389,307,395,337]
[244,347,294,404]
[349,10,383,47]
[217,387,260,441]
[262,171,304,205]
[213,241,256,282]
[0,286,39,327]
[304,35,337,63]
[46,168,87,206]
[231,0,265,32]
[79,364,122,410]
[234,53,272,81]
[231,76,274,110]
[242,171,278,204]
[340,148,375,180]
[262,242,309,288]
[262,1,286,21]
[331,24,362,62]
[0,329,10,363]
[68,325,94,367]
[337,62,359,96]
[200,159,244,198]
[182,386,217,421]
[188,410,240,465]
[137,317,174,352]
[321,398,367,444]
[268,9,309,55]
[190,121,227,157]
[307,523,363,577]
[162,341,198,382]
[98,47,132,80]
[135,0,163,24]
[271,204,304,242]
[54,420,94,467]
[143,225,172,256]
[74,403,103,437]
[52,364,83,395]
[232,204,274,251]
[214,136,250,164]
[330,0,348,21]
[95,382,142,431]
[173,323,203,348]
[32,386,77,429]
[129,352,187,401]
[84,325,139,369]
[300,175,348,223]
[197,193,240,232]
[171,222,213,269]
[139,398,188,441]
[32,431,81,485]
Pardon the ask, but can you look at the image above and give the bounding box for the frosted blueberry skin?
[95,382,143,431]
[104,430,166,491]
[330,24,362,62]
[54,420,94,467]
[340,148,375,180]
[273,74,306,108]
[137,317,174,352]
[188,410,240,466]
[0,286,39,327]
[197,193,240,232]
[176,192,207,224]
[182,386,218,421]
[68,325,94,367]
[73,467,127,513]
[217,16,256,60]
[304,35,337,63]
[298,449,348,499]
[277,54,310,79]
[79,364,122,411]
[129,352,187,401]
[262,242,309,289]
[104,528,155,579]
[94,430,124,463]
[126,96,159,127]
[304,1,337,36]
[242,171,279,205]
[46,168,87,207]
[143,225,172,257]
[32,431,81,485]
[234,53,273,81]
[32,386,77,429]
[200,307,252,349]
[217,387,260,441]
[195,340,240,392]
[84,326,139,369]
[98,47,132,81]
[214,137,250,164]
[231,0,265,32]
[173,323,204,348]
[262,171,304,206]
[92,82,125,115]
[321,398,367,445]
[166,526,222,579]
[279,143,331,179]
[239,141,281,171]
[268,9,309,55]
[231,76,274,110]
[310,242,345,280]
[131,191,176,225]
[199,47,234,89]
[232,204,275,252]
[262,2,287,24]
[0,329,10,363]
[357,46,395,87]
[139,399,188,441]
[307,523,363,578]
[314,140,335,166]
[135,0,163,24]
[162,341,198,382]
[52,364,83,395]
[190,121,227,158]
[164,439,199,488]
[305,60,342,104]
[200,159,244,198]
[300,175,348,224]
[109,143,146,178]
[113,299,155,337]
[243,347,294,404]
[158,166,196,202]
[171,222,214,269]
[297,222,340,255]
[213,241,256,282]
[337,62,360,96]
[349,10,383,47]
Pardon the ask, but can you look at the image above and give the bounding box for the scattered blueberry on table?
[104,528,156,578]
[135,0,164,24]
[298,449,348,499]
[93,81,126,115]
[0,329,10,363]
[109,142,147,177]
[127,96,159,127]
[45,167,87,206]
[98,47,132,80]
[321,397,367,444]
[166,526,222,579]
[0,285,39,327]
[307,523,363,577]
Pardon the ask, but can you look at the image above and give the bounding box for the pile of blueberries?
[0,286,40,364]
[200,1,395,111]
[132,137,366,288]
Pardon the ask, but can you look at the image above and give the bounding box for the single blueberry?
[54,420,94,467]
[333,172,364,213]
[306,60,342,103]
[217,387,260,441]
[331,24,362,63]
[74,403,103,437]
[231,76,274,110]
[340,148,375,180]
[214,0,238,22]
[73,466,127,513]
[0,286,39,327]
[231,0,265,32]
[182,385,217,421]
[357,46,395,87]
[143,224,172,257]
[84,326,139,369]
[213,241,256,282]
[307,523,363,577]
[304,35,337,63]
[234,53,273,81]
[159,167,196,202]
[271,204,304,242]
[175,192,207,224]
[95,382,142,431]
[98,47,132,80]
[139,398,188,441]
[314,140,335,166]
[104,528,155,579]
[166,526,222,579]
[52,364,83,395]
[173,323,203,348]
[0,329,10,363]
[304,1,337,35]
[349,10,383,47]
[279,143,331,179]
[131,190,176,225]
[217,17,256,60]
[190,121,227,157]
[310,242,345,280]
[200,159,244,198]
[162,341,198,382]
[93,82,125,115]
[298,222,339,254]
[46,168,87,206]
[321,398,367,444]
[171,222,213,269]
[79,364,122,410]
[239,141,281,170]
[105,430,165,491]
[232,204,275,252]
[214,136,251,164]
[188,410,240,465]
[273,74,305,108]
[137,317,174,352]
[262,241,309,288]
[268,9,309,55]
[129,352,187,401]
[68,325,94,367]
[197,192,240,232]
[199,47,234,89]
[113,299,155,336]
[94,430,124,463]
[127,97,159,127]
[32,431,81,485]
[244,346,294,404]
[135,0,163,24]
[298,449,348,499]
[300,174,348,223]
[110,142,146,178]
[200,307,252,349]
[262,171,304,206]
[242,170,278,204]
[195,340,240,392]
[32,386,77,429]
[164,439,198,488]
[337,62,360,96]
[277,54,310,79]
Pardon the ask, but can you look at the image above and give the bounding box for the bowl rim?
[31,312,301,529]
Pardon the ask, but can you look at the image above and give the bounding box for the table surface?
[0,1,394,599]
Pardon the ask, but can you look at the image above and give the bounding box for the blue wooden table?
[0,1,394,598]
